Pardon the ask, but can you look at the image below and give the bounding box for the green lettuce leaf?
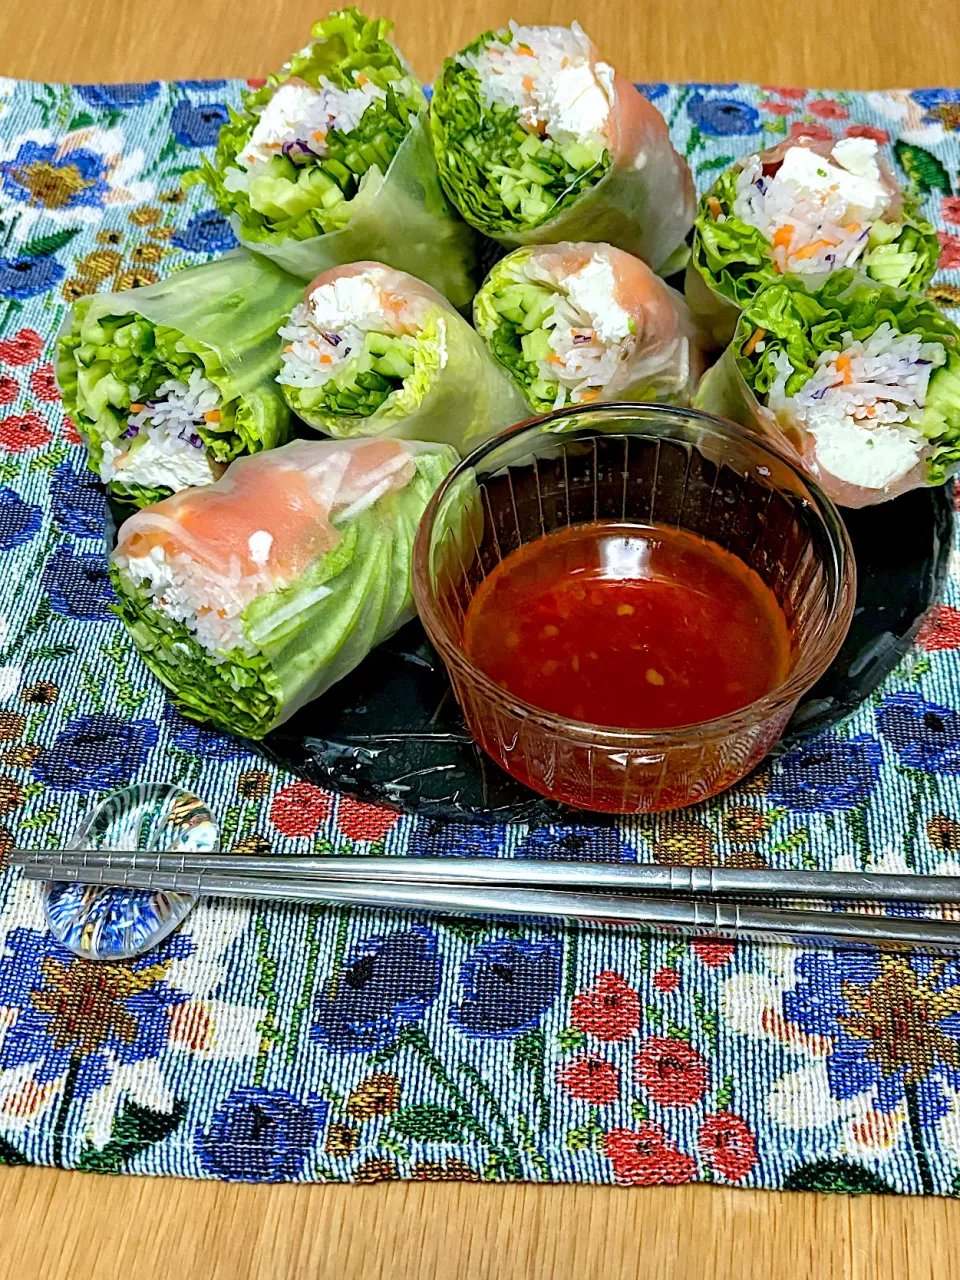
[430,29,610,237]
[111,444,457,738]
[57,251,301,508]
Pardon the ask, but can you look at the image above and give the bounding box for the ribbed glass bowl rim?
[413,402,857,746]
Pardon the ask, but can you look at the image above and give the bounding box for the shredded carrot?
[204,410,221,423]
[312,130,326,142]
[547,354,564,365]
[319,354,333,364]
[790,239,833,261]
[579,389,600,403]
[835,353,852,385]
[844,222,861,234]
[307,339,318,348]
[129,403,145,412]
[707,196,723,219]
[522,76,535,92]
[517,43,535,55]
[217,609,228,619]
[283,344,293,353]
[742,328,766,357]
[771,225,794,250]
[356,74,368,85]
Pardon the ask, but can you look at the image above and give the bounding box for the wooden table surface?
[2,2,959,1277]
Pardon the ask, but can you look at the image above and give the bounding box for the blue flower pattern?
[197,1089,327,1181]
[311,927,441,1052]
[0,256,65,300]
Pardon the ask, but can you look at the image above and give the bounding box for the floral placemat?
[0,74,959,1192]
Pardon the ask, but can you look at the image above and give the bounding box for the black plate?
[107,485,953,825]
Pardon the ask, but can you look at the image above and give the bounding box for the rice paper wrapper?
[234,112,480,312]
[111,438,458,738]
[286,262,530,452]
[57,249,302,453]
[487,78,695,275]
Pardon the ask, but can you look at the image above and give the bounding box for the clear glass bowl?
[413,403,856,814]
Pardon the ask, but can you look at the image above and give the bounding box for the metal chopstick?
[16,859,960,951]
[11,849,960,903]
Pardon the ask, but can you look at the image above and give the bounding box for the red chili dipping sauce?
[463,521,792,730]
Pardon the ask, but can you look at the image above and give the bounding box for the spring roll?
[111,438,457,738]
[473,242,705,414]
[189,8,477,309]
[430,21,694,272]
[688,136,941,347]
[56,251,301,508]
[277,261,529,448]
[694,270,960,508]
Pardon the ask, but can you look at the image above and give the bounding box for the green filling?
[691,165,942,310]
[110,564,282,738]
[430,29,610,236]
[186,8,424,243]
[280,315,445,432]
[60,313,282,508]
[734,270,960,485]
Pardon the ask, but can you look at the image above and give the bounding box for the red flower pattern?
[29,364,60,402]
[604,1124,697,1186]
[698,1113,757,1181]
[917,605,960,651]
[653,967,681,993]
[246,78,267,89]
[336,796,401,843]
[270,781,333,837]
[635,1037,710,1106]
[692,938,736,967]
[571,971,641,1042]
[0,376,17,407]
[62,416,82,445]
[761,86,807,100]
[844,123,890,145]
[943,197,960,227]
[762,101,796,116]
[0,412,51,453]
[557,1055,620,1105]
[789,120,835,143]
[938,232,960,270]
[808,98,849,120]
[0,329,43,366]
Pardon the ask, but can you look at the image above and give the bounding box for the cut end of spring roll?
[725,271,960,507]
[430,21,693,268]
[473,241,705,414]
[278,261,528,448]
[432,22,613,235]
[189,8,425,245]
[56,253,299,508]
[110,438,458,738]
[691,136,941,317]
